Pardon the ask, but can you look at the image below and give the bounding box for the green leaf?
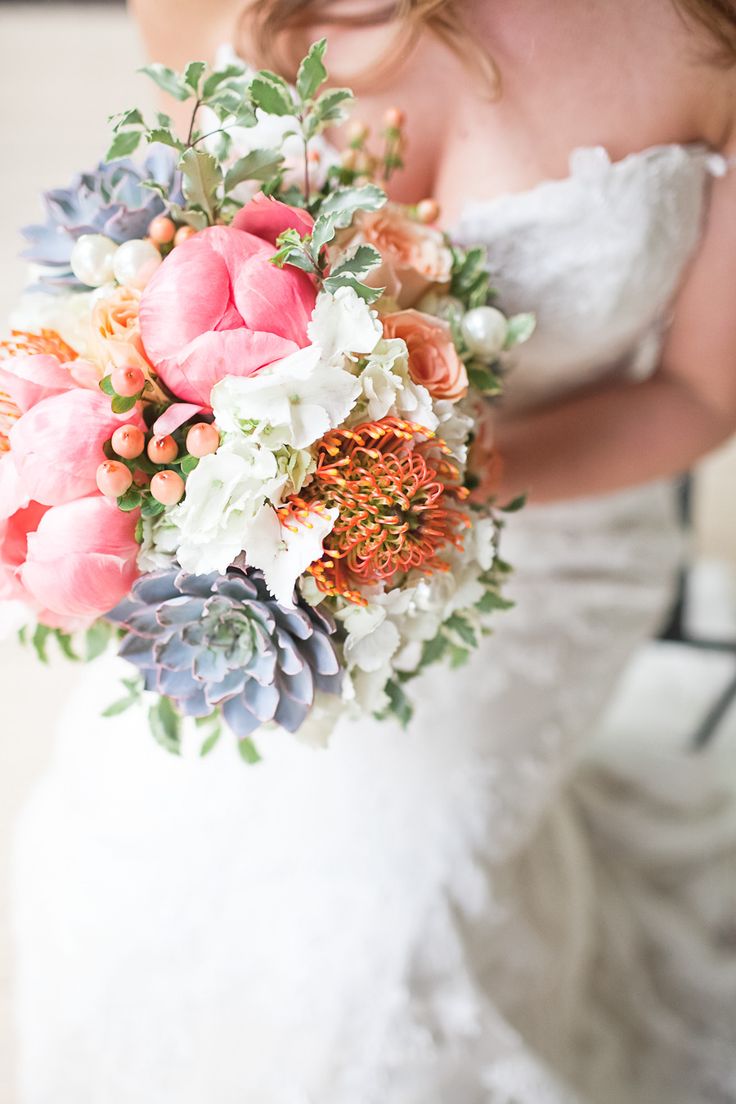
[102,695,138,718]
[105,128,142,162]
[322,274,383,303]
[467,364,503,396]
[184,61,206,93]
[420,633,448,668]
[145,127,185,151]
[54,632,79,661]
[117,489,143,512]
[85,621,112,661]
[296,38,328,102]
[168,202,209,231]
[313,87,353,123]
[149,697,182,755]
[179,148,223,224]
[180,455,200,476]
[476,589,514,613]
[311,183,386,251]
[109,107,144,130]
[141,496,166,519]
[329,243,381,280]
[249,75,294,116]
[238,736,262,764]
[99,375,115,397]
[383,678,413,728]
[202,63,247,100]
[500,493,527,513]
[139,63,191,102]
[31,624,51,664]
[224,148,284,192]
[448,644,471,669]
[445,613,478,649]
[111,393,138,414]
[198,716,223,757]
[503,312,536,348]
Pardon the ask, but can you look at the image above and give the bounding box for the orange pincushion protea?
[0,328,77,363]
[289,417,471,605]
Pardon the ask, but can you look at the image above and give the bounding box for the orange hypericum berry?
[147,435,179,464]
[150,470,185,505]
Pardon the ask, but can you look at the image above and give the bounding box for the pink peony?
[9,388,145,506]
[138,223,317,406]
[232,192,314,246]
[18,495,140,629]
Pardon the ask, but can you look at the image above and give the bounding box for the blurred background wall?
[1,3,736,1099]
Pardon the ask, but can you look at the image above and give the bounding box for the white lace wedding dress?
[12,142,736,1104]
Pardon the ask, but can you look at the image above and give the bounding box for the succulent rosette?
[1,40,534,756]
[108,567,342,736]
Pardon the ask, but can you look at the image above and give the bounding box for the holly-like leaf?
[328,243,381,280]
[224,148,284,192]
[105,128,142,163]
[311,183,386,251]
[249,74,294,116]
[296,38,328,102]
[322,274,383,303]
[184,61,206,94]
[202,63,247,100]
[109,107,144,130]
[445,613,478,650]
[313,87,353,123]
[145,127,185,151]
[179,148,223,224]
[139,63,191,102]
[168,202,209,231]
[31,624,51,664]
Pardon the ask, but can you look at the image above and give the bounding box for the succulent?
[107,566,343,738]
[21,146,182,288]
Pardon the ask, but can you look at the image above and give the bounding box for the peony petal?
[9,389,145,506]
[153,402,204,437]
[157,328,299,406]
[232,192,314,246]
[0,354,75,413]
[234,253,315,348]
[20,496,139,623]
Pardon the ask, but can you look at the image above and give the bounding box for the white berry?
[69,234,119,287]
[112,239,162,291]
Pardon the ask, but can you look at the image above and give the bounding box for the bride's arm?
[491,154,736,505]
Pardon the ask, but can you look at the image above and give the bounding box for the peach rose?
[345,204,453,308]
[383,309,468,402]
[92,285,151,374]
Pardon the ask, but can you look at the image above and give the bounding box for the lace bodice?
[454,142,725,410]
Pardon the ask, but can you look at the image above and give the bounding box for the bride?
[12,2,736,1102]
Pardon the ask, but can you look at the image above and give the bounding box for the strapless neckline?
[453,140,727,233]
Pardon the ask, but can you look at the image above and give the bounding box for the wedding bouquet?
[0,42,532,757]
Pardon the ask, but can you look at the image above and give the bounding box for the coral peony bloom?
[138,225,316,406]
[343,204,453,308]
[19,495,140,628]
[382,309,468,402]
[232,192,314,246]
[0,353,76,414]
[9,388,145,506]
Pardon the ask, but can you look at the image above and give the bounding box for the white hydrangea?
[173,444,286,575]
[137,511,181,572]
[349,337,439,433]
[433,398,474,464]
[211,345,361,451]
[307,287,382,363]
[242,501,337,609]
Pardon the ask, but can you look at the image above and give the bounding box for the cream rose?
[382,309,468,402]
[344,203,453,308]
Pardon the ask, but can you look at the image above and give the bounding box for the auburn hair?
[238,0,736,82]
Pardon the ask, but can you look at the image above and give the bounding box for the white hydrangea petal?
[243,502,338,609]
[307,287,382,362]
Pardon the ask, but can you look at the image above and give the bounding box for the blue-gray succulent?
[107,567,343,738]
[22,146,182,289]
